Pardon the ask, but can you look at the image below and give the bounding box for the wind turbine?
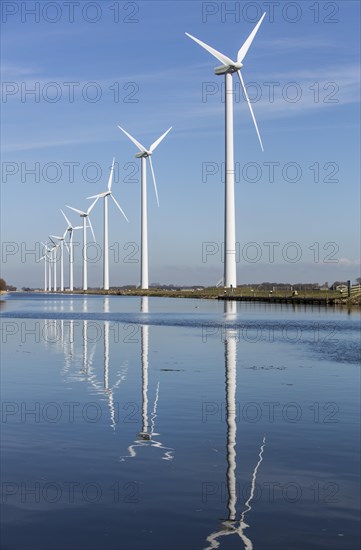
[60,209,82,292]
[38,254,47,292]
[66,199,98,291]
[49,229,69,292]
[118,125,172,290]
[186,13,266,289]
[87,158,129,291]
[38,243,51,292]
[47,237,59,291]
[41,241,53,291]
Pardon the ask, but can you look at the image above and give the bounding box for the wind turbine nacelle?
[135,151,148,158]
[214,62,243,75]
[214,65,230,75]
[139,431,151,440]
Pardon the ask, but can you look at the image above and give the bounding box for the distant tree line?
[0,278,17,291]
[238,281,358,291]
[0,278,359,293]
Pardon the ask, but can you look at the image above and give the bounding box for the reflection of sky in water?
[1,294,360,550]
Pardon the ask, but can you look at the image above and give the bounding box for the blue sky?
[1,0,360,288]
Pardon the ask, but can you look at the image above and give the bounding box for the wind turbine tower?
[66,200,98,291]
[118,126,172,290]
[186,14,265,288]
[87,158,128,291]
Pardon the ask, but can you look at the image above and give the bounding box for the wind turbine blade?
[108,157,115,191]
[64,240,70,254]
[148,156,159,207]
[110,194,129,222]
[60,209,72,228]
[237,70,264,151]
[87,193,105,199]
[185,32,234,66]
[62,229,68,239]
[42,241,50,252]
[87,216,96,242]
[66,205,86,216]
[117,126,147,153]
[87,197,99,215]
[237,12,266,63]
[50,235,62,240]
[149,127,172,153]
[73,226,83,230]
[48,237,56,246]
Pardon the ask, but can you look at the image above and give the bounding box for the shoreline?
[10,288,361,307]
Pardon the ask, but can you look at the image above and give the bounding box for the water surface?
[1,293,360,549]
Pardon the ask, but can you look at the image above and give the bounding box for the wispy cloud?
[266,37,333,48]
[182,63,360,121]
[338,258,361,267]
[1,63,41,77]
[1,59,208,84]
[1,135,109,153]
[257,36,336,53]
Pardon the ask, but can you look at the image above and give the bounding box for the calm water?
[1,293,360,550]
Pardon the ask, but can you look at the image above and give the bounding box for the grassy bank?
[61,286,360,305]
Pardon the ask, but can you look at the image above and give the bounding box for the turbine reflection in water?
[121,297,174,461]
[62,314,75,376]
[204,300,266,550]
[84,302,128,430]
[60,297,128,429]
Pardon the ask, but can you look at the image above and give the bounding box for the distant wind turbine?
[38,254,47,292]
[41,241,53,291]
[66,199,98,291]
[60,209,82,292]
[49,229,69,292]
[118,125,172,290]
[38,243,52,292]
[87,158,129,291]
[48,237,59,291]
[186,13,266,288]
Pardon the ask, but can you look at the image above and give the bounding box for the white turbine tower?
[60,210,82,292]
[38,254,47,292]
[49,229,68,292]
[87,158,129,291]
[118,125,172,290]
[186,14,265,289]
[48,237,59,291]
[66,199,98,291]
[38,243,51,292]
[41,241,53,291]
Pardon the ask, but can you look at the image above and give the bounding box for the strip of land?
[57,287,361,306]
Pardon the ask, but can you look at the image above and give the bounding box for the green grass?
[82,286,344,301]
